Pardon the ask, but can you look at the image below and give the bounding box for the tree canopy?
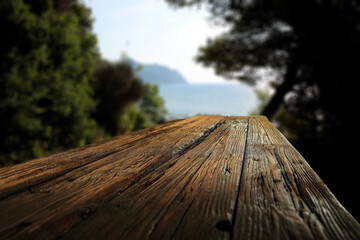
[166,0,359,119]
[0,0,99,166]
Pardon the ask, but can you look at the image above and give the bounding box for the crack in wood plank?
[229,116,250,240]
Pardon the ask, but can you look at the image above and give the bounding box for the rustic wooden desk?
[0,116,359,239]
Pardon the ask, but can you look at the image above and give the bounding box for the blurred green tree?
[139,83,167,125]
[0,0,99,166]
[92,60,167,137]
[165,0,360,219]
[92,60,144,136]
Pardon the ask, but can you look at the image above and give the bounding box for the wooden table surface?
[0,115,359,239]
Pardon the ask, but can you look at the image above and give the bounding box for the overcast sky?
[83,0,229,83]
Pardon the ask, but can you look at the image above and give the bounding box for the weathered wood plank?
[232,116,359,240]
[155,117,248,240]
[61,116,235,240]
[0,117,185,199]
[0,116,224,239]
[0,115,358,240]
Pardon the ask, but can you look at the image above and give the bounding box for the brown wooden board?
[0,116,359,239]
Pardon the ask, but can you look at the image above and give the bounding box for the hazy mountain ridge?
[128,59,188,85]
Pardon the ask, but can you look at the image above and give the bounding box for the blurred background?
[0,0,359,220]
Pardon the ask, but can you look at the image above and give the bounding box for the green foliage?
[120,83,167,133]
[117,84,168,134]
[92,61,167,137]
[0,0,169,167]
[117,105,150,134]
[92,60,144,136]
[0,0,99,166]
[140,83,167,125]
[0,0,169,168]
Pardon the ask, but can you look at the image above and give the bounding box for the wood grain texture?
[0,115,358,240]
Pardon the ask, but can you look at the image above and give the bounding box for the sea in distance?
[159,83,257,120]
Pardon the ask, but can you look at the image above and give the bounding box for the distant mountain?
[127,59,188,85]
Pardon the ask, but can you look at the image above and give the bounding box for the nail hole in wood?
[216,220,231,232]
[18,221,32,230]
[225,166,232,174]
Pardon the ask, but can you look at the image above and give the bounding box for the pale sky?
[83,0,229,83]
